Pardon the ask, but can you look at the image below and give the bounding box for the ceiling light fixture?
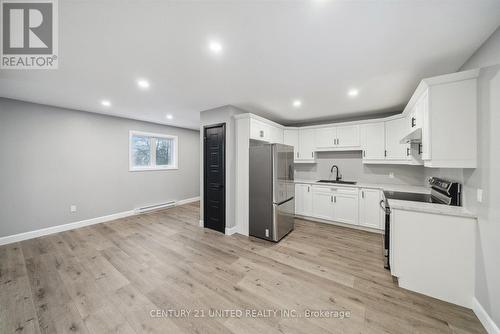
[101,100,111,107]
[292,99,302,108]
[137,79,150,89]
[166,114,173,120]
[208,40,223,54]
[348,89,359,97]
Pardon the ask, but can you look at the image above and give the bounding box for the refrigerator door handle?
[274,197,294,206]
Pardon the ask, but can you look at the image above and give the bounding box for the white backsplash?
[294,151,459,186]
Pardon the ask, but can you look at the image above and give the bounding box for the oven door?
[380,199,391,270]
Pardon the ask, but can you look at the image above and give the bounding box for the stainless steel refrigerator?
[249,143,295,242]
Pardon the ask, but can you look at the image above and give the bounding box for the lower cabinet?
[359,188,384,229]
[296,183,383,231]
[295,183,313,216]
[311,188,334,220]
[311,185,359,225]
[334,193,358,225]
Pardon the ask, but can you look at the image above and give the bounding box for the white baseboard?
[225,225,239,235]
[473,297,500,334]
[0,210,136,246]
[0,196,201,246]
[176,196,200,206]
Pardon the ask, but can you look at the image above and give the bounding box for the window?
[129,131,178,171]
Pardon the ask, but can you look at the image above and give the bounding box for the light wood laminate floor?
[0,202,485,334]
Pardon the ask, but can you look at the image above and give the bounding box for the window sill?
[129,166,178,172]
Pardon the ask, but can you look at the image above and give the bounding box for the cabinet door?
[250,119,270,142]
[302,184,313,216]
[295,184,313,216]
[298,128,315,160]
[314,127,336,149]
[284,129,299,160]
[312,191,334,220]
[270,126,283,144]
[333,194,358,225]
[385,118,409,160]
[336,125,360,148]
[361,122,385,159]
[359,188,383,229]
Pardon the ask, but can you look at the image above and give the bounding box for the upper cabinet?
[284,128,316,163]
[385,118,410,160]
[360,122,385,160]
[250,118,283,144]
[283,129,299,159]
[314,125,360,150]
[297,128,316,162]
[401,69,479,168]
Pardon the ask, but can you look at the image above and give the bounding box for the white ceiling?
[1,1,499,130]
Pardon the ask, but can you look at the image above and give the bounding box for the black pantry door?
[203,123,226,233]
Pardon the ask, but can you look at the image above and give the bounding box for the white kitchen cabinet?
[270,126,283,144]
[284,129,299,160]
[359,188,384,229]
[314,125,360,150]
[250,118,283,144]
[312,187,334,220]
[297,128,315,162]
[385,118,410,160]
[336,125,360,148]
[401,69,479,168]
[361,122,385,160]
[311,185,359,225]
[333,193,358,225]
[250,119,271,142]
[314,127,336,149]
[295,183,313,216]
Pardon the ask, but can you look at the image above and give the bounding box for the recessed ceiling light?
[166,114,173,120]
[208,40,223,54]
[292,99,302,108]
[348,89,359,97]
[101,100,111,107]
[137,79,150,89]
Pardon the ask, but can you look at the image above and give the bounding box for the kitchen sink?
[317,180,357,185]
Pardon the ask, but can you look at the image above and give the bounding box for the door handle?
[406,147,410,156]
[260,130,264,138]
[330,196,333,202]
[334,196,336,203]
[411,117,416,127]
[361,191,364,199]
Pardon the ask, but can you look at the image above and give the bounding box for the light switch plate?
[477,189,483,203]
[388,172,394,178]
[70,205,77,213]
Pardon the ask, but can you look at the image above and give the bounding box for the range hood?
[400,128,422,144]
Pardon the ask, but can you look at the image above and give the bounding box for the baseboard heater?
[135,201,176,214]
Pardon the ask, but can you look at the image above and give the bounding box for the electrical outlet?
[265,229,269,237]
[70,205,77,213]
[388,172,395,179]
[477,189,483,203]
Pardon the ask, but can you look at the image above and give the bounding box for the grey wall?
[199,105,245,229]
[461,26,500,71]
[295,151,427,186]
[462,65,500,326]
[0,98,200,238]
[460,27,500,326]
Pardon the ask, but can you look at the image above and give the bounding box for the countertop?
[386,199,477,219]
[293,179,430,194]
[294,179,477,219]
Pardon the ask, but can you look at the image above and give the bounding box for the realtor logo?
[1,0,58,69]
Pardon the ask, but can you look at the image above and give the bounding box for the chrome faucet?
[330,165,342,181]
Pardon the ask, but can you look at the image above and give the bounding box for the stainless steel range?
[381,177,462,269]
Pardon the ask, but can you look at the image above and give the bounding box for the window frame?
[129,130,178,171]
